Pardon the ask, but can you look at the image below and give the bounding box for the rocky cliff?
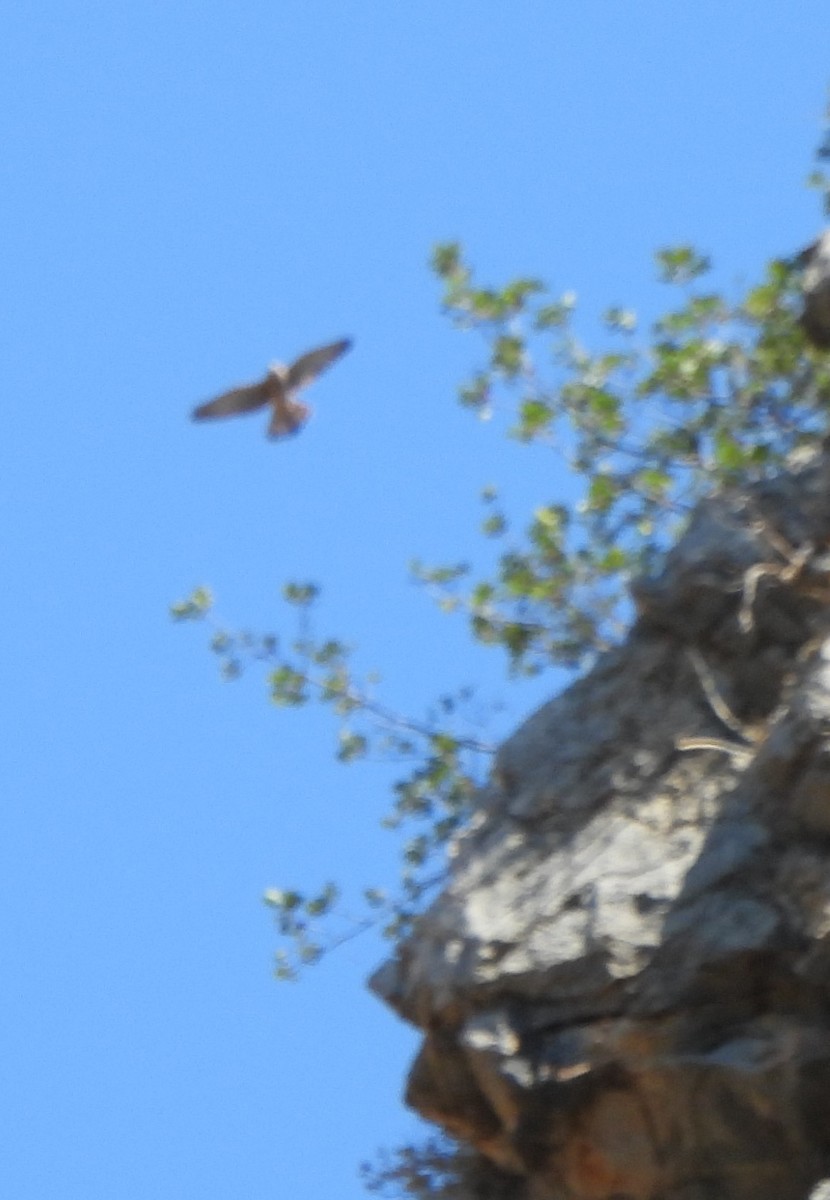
[371,449,830,1200]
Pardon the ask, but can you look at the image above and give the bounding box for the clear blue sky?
[2,4,828,1197]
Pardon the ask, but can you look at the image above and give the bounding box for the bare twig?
[685,648,753,743]
[674,735,754,764]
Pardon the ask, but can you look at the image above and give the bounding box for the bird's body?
[192,338,352,438]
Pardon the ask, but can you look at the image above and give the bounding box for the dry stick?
[675,648,758,762]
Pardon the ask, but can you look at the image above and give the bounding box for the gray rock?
[800,230,830,350]
[371,451,830,1200]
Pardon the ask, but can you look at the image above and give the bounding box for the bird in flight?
[191,338,352,439]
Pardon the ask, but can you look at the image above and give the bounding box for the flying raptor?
[192,338,352,439]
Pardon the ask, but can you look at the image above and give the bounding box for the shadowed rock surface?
[372,450,830,1200]
[800,230,830,350]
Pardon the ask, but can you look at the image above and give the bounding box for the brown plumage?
[192,338,352,439]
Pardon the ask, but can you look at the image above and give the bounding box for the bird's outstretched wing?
[286,338,352,392]
[192,376,273,421]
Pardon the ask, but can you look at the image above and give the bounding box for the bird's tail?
[268,399,310,439]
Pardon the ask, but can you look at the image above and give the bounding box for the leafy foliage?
[173,229,830,979]
[172,580,492,979]
[361,1136,525,1200]
[421,239,830,676]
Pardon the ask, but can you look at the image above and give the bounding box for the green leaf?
[636,468,671,495]
[492,334,525,376]
[481,512,506,537]
[655,245,711,284]
[458,373,491,412]
[431,242,462,277]
[515,398,553,439]
[305,884,338,916]
[503,277,545,307]
[268,665,308,706]
[282,582,320,606]
[534,504,567,531]
[604,307,637,332]
[534,293,576,329]
[585,473,618,513]
[713,430,746,469]
[169,585,213,621]
[337,730,368,762]
[264,888,303,912]
[471,581,495,605]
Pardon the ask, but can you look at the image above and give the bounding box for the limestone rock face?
[371,452,830,1200]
